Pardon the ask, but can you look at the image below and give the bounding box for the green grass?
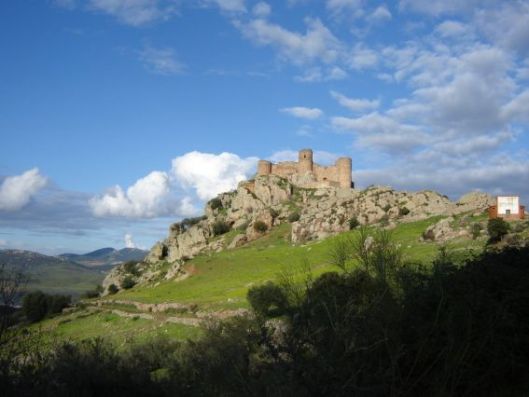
[114,216,484,310]
[35,309,200,346]
[33,214,489,344]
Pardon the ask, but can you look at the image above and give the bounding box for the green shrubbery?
[212,220,231,236]
[107,284,118,295]
[5,245,529,396]
[487,218,510,243]
[253,221,268,233]
[22,291,71,323]
[348,217,359,230]
[121,276,136,290]
[288,212,300,222]
[209,197,223,210]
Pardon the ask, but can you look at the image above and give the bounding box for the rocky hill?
[102,175,494,293]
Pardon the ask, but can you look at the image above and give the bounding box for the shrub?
[288,212,300,222]
[383,204,391,212]
[471,223,482,239]
[83,284,103,299]
[348,217,359,230]
[237,221,250,231]
[22,291,71,323]
[209,197,223,210]
[22,291,49,323]
[253,221,268,233]
[123,261,140,276]
[107,284,119,295]
[247,282,288,317]
[180,215,207,230]
[398,207,410,216]
[121,276,136,290]
[514,222,526,233]
[487,218,510,243]
[212,220,231,236]
[269,208,279,218]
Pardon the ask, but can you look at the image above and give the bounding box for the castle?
[257,148,353,189]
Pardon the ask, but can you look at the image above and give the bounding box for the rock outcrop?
[101,174,494,294]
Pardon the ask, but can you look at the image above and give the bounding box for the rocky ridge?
[102,175,494,293]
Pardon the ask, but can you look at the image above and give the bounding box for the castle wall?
[271,162,298,178]
[256,149,353,189]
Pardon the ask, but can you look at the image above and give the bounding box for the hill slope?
[0,249,104,297]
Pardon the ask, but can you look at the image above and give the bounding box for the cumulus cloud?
[252,2,271,17]
[280,106,323,119]
[139,45,185,75]
[171,151,257,201]
[202,0,246,12]
[88,0,178,26]
[367,5,392,23]
[90,171,173,218]
[237,17,342,65]
[295,66,347,82]
[124,233,136,248]
[331,90,379,112]
[0,168,47,211]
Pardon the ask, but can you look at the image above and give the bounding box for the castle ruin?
[257,149,353,189]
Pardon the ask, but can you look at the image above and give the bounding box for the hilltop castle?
[257,148,353,189]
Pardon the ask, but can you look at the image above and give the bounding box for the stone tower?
[298,148,313,173]
[336,157,352,188]
[257,160,272,175]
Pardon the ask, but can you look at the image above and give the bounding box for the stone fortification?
[257,149,353,189]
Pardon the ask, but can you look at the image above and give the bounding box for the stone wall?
[257,148,353,188]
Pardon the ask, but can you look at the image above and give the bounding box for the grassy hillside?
[0,250,105,298]
[114,215,484,310]
[33,213,488,343]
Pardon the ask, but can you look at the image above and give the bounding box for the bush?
[398,207,410,216]
[209,197,223,210]
[123,261,140,276]
[471,223,482,239]
[121,276,136,290]
[212,220,231,236]
[107,284,119,295]
[348,217,359,230]
[83,284,103,299]
[288,212,300,222]
[253,221,268,233]
[22,291,48,323]
[247,282,288,317]
[487,218,510,243]
[180,215,207,230]
[269,208,279,218]
[22,291,71,323]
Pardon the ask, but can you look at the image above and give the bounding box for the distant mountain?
[0,249,104,298]
[59,247,148,269]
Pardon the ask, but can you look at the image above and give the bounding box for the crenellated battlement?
[257,149,353,189]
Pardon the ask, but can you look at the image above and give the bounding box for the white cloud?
[348,44,378,70]
[237,17,342,65]
[331,90,379,112]
[90,171,172,218]
[139,45,185,75]
[252,2,271,17]
[435,20,470,38]
[124,233,136,248]
[280,106,323,119]
[202,0,246,12]
[398,0,483,17]
[295,66,347,82]
[0,168,47,211]
[171,151,257,200]
[0,239,7,247]
[326,0,364,14]
[88,0,178,26]
[368,5,391,22]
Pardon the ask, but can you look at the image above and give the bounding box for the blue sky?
[1,0,528,254]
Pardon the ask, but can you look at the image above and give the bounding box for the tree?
[22,291,48,323]
[487,218,510,243]
[253,221,268,233]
